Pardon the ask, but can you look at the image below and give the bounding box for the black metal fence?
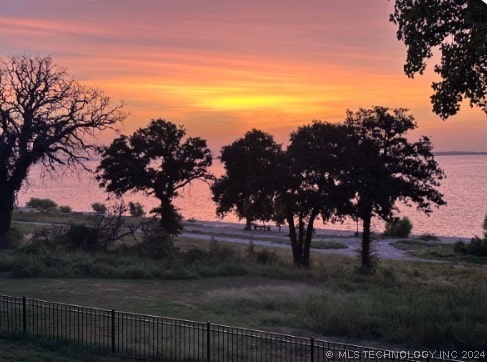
[0,294,460,361]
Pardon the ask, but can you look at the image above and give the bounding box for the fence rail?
[0,294,460,361]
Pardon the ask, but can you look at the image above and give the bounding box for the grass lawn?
[0,249,486,351]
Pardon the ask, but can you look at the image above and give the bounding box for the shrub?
[208,237,236,261]
[454,238,487,257]
[255,249,280,265]
[26,197,57,212]
[30,225,67,248]
[58,205,72,213]
[91,202,107,214]
[64,224,101,252]
[453,240,467,253]
[137,223,175,259]
[417,233,439,241]
[6,226,23,248]
[128,201,145,217]
[383,217,412,238]
[467,237,487,257]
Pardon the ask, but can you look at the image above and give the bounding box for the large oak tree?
[96,119,212,235]
[0,56,125,248]
[345,106,445,268]
[211,129,284,230]
[279,122,354,268]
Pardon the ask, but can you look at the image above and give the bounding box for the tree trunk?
[287,213,317,269]
[361,214,372,268]
[302,213,317,269]
[156,199,183,235]
[287,214,304,267]
[244,217,252,230]
[0,188,15,249]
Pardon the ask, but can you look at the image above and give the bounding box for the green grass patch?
[391,239,487,264]
[390,239,444,251]
[410,245,487,264]
[311,240,347,249]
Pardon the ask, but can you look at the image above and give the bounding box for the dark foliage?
[279,122,354,268]
[454,237,487,256]
[97,119,212,234]
[212,129,284,229]
[128,201,145,217]
[390,0,487,118]
[383,217,413,238]
[91,202,107,214]
[26,198,58,212]
[345,106,445,268]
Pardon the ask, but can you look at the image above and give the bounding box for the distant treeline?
[434,151,487,156]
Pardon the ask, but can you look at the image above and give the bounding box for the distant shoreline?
[434,151,487,156]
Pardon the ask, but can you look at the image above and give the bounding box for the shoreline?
[182,218,470,244]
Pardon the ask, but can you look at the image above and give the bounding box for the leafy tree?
[58,205,72,213]
[345,106,445,268]
[390,0,487,118]
[0,56,124,248]
[96,119,212,234]
[278,122,354,268]
[26,197,58,212]
[211,129,284,230]
[91,202,107,214]
[128,201,145,217]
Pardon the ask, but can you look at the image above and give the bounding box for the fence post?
[310,337,314,362]
[207,321,211,362]
[111,309,116,353]
[22,296,26,335]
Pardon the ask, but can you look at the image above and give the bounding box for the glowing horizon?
[1,0,485,152]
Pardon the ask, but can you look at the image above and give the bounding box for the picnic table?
[251,223,271,231]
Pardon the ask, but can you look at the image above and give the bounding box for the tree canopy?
[390,0,487,118]
[0,55,125,248]
[211,129,284,230]
[345,106,445,268]
[97,119,212,234]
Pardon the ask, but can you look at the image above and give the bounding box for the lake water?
[16,155,487,238]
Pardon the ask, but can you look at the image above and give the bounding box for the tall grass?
[200,261,487,350]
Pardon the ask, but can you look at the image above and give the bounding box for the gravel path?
[182,220,467,262]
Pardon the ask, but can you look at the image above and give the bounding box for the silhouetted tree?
[345,106,445,268]
[390,0,487,118]
[91,202,107,214]
[26,197,58,212]
[212,129,284,230]
[278,122,354,268]
[128,201,145,217]
[96,119,212,234]
[0,55,124,248]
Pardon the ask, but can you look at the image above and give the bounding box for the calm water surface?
[17,155,487,238]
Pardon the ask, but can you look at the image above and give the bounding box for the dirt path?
[182,220,466,262]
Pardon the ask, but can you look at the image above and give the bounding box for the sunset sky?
[1,0,486,153]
